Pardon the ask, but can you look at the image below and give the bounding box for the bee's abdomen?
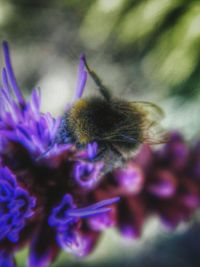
[68,98,142,149]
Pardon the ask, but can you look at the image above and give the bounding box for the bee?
[52,56,167,165]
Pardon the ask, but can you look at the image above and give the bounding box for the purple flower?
[49,194,119,256]
[146,169,177,198]
[0,41,65,161]
[88,210,116,231]
[74,160,104,188]
[0,41,119,267]
[0,167,35,243]
[49,194,118,227]
[73,142,104,188]
[114,162,144,194]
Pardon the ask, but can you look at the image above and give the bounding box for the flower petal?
[2,41,25,106]
[73,54,87,100]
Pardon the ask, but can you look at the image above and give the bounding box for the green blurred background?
[0,0,200,266]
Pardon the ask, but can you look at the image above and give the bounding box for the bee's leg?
[99,144,125,173]
[82,56,111,101]
[87,142,125,168]
[90,144,109,162]
[109,144,125,165]
[93,142,124,161]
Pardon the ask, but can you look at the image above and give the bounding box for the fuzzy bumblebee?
[54,56,167,163]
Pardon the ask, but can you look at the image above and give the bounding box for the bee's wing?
[130,101,168,145]
[131,101,164,119]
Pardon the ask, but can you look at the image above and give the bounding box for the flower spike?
[0,42,200,267]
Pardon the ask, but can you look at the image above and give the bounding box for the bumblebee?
[54,57,167,162]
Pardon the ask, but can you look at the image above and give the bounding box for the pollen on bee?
[71,99,88,113]
[78,132,91,144]
[68,99,91,144]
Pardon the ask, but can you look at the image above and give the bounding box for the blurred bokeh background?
[0,0,200,266]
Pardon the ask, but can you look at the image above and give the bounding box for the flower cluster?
[0,41,200,267]
[90,132,200,238]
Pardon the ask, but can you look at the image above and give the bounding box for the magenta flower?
[90,133,200,237]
